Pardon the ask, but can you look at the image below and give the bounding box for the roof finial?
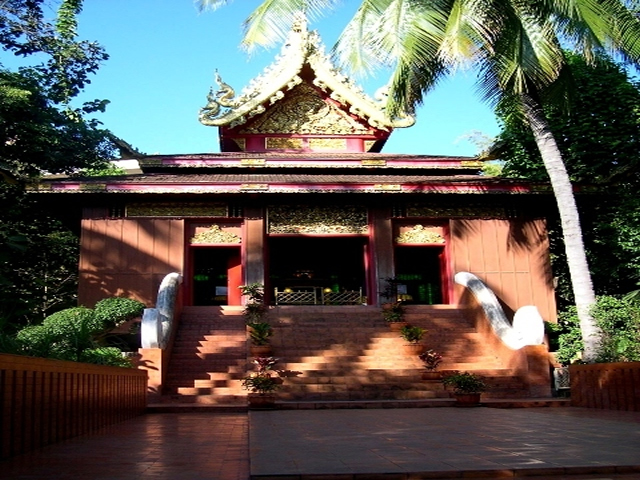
[291,10,308,33]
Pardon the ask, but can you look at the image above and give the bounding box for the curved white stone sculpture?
[454,272,545,350]
[141,273,182,349]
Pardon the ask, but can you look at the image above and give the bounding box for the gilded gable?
[238,84,373,135]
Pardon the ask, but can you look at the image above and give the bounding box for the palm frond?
[241,0,339,51]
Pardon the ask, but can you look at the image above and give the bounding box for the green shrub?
[94,297,145,329]
[11,298,142,367]
[592,295,640,363]
[553,307,584,366]
[553,296,640,365]
[79,347,133,367]
[15,324,54,357]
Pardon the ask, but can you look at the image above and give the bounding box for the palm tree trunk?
[521,94,600,362]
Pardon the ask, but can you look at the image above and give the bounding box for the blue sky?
[6,1,501,157]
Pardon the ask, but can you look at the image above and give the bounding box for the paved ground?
[1,407,639,480]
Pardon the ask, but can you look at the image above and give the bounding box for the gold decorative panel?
[407,205,508,218]
[461,160,484,168]
[374,184,401,191]
[190,224,241,244]
[240,184,269,191]
[362,159,386,166]
[241,158,266,166]
[308,138,347,149]
[80,184,106,192]
[269,205,368,234]
[127,203,227,217]
[266,137,304,149]
[396,225,445,244]
[364,140,376,151]
[240,83,372,135]
[233,138,246,151]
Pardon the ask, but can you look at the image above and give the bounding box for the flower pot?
[402,343,425,355]
[454,393,482,407]
[421,371,442,381]
[388,321,408,331]
[250,345,272,356]
[247,393,277,410]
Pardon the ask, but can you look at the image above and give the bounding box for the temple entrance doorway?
[268,236,367,305]
[190,247,241,306]
[394,246,445,304]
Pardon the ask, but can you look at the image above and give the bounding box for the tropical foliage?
[551,296,640,365]
[0,1,115,330]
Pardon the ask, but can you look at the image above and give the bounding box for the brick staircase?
[157,304,538,407]
[161,306,248,405]
[270,305,529,401]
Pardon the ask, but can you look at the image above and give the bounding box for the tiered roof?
[34,18,556,200]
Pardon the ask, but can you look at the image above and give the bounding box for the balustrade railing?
[274,287,363,305]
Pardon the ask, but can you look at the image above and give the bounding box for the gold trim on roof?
[198,14,414,131]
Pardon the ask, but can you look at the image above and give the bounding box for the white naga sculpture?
[454,271,545,350]
[141,272,182,349]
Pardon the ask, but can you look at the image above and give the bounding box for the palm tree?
[199,0,640,361]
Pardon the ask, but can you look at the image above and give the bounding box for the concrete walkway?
[1,407,639,479]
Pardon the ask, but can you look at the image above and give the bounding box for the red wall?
[79,218,184,307]
[450,218,557,322]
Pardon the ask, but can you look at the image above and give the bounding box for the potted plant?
[240,283,274,354]
[442,371,487,406]
[241,356,281,409]
[240,283,269,323]
[382,301,407,330]
[418,349,443,380]
[247,321,273,355]
[399,325,426,355]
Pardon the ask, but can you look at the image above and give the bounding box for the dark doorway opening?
[268,236,367,303]
[394,246,443,304]
[192,247,241,306]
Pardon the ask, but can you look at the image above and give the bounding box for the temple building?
[33,19,560,403]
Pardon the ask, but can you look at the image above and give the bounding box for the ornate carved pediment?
[198,15,414,132]
[239,84,372,135]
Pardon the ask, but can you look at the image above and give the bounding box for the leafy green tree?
[200,0,640,361]
[0,1,115,328]
[0,0,114,178]
[495,54,640,301]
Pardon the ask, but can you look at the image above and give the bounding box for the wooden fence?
[570,362,640,411]
[0,353,148,459]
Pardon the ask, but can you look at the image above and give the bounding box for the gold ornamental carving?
[364,140,376,151]
[127,203,228,217]
[362,159,386,166]
[241,158,266,166]
[396,225,445,244]
[266,137,304,149]
[308,138,347,149]
[191,225,241,244]
[269,205,368,234]
[240,84,372,135]
[374,184,401,191]
[407,205,508,218]
[240,184,269,191]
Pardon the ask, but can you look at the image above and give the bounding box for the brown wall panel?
[79,219,184,306]
[450,218,556,321]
